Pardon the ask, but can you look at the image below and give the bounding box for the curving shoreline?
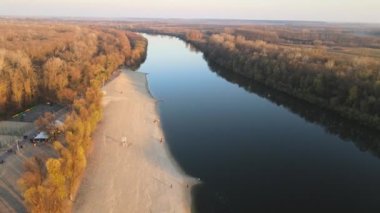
[74,70,196,213]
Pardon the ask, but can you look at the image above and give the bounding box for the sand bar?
[74,70,195,213]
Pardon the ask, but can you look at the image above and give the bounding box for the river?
[138,34,380,213]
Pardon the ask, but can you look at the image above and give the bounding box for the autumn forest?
[0,20,146,115]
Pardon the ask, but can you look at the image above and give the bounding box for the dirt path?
[74,70,195,213]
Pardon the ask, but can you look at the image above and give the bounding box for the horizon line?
[1,15,380,26]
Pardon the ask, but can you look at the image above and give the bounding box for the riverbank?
[74,70,195,213]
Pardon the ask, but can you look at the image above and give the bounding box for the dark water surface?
[138,34,380,213]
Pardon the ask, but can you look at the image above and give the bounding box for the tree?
[348,86,359,105]
[42,57,68,97]
[18,157,45,191]
[186,30,203,41]
[35,112,57,136]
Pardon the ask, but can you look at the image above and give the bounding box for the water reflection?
[186,43,200,53]
[192,59,380,213]
[205,59,380,158]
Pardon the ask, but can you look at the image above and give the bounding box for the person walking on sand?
[121,136,127,147]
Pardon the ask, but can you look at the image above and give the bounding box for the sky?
[1,0,379,23]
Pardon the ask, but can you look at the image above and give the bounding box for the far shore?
[74,70,196,213]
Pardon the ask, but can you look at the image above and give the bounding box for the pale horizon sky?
[1,0,379,23]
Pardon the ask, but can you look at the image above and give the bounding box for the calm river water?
[138,34,380,213]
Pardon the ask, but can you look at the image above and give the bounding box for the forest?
[124,22,380,130]
[0,20,147,116]
[0,20,147,212]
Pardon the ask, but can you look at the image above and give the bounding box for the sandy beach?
[74,70,195,213]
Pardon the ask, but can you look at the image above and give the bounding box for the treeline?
[125,31,148,67]
[0,21,147,115]
[127,23,380,130]
[200,33,380,129]
[1,21,147,212]
[18,85,102,212]
[232,25,380,48]
[125,22,380,48]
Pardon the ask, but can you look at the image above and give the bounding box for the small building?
[32,131,49,143]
